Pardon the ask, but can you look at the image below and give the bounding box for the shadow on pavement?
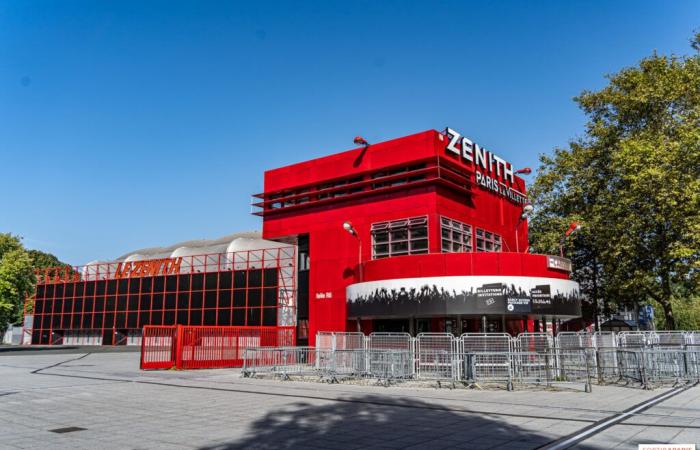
[198,394,561,450]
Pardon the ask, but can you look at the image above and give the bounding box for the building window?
[371,216,428,259]
[440,217,473,253]
[476,228,502,252]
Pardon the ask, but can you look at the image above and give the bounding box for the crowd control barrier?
[140,325,295,370]
[241,330,700,391]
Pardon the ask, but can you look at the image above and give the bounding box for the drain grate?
[49,427,86,434]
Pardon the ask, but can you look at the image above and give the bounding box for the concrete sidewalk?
[0,351,697,449]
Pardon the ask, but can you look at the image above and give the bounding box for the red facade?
[255,129,579,344]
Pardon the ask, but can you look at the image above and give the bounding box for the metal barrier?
[462,333,512,386]
[242,347,319,378]
[416,333,458,380]
[237,331,700,391]
[141,326,176,370]
[140,325,295,370]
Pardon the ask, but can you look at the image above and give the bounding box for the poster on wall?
[347,276,581,318]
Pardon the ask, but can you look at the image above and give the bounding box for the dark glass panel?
[96,280,106,296]
[191,273,204,290]
[128,295,139,311]
[139,294,152,311]
[165,275,177,292]
[104,312,115,328]
[163,310,175,325]
[118,279,129,294]
[218,290,231,308]
[233,271,246,288]
[205,273,218,290]
[219,271,232,290]
[189,309,202,326]
[105,296,115,311]
[177,292,189,309]
[81,312,92,328]
[263,288,277,307]
[262,308,277,326]
[55,283,64,298]
[217,309,231,326]
[190,291,203,309]
[204,291,217,308]
[233,289,246,307]
[115,312,126,328]
[165,293,176,310]
[247,308,261,326]
[93,313,103,328]
[85,281,95,296]
[178,274,190,291]
[137,310,150,328]
[35,298,45,315]
[263,268,278,287]
[127,313,138,328]
[176,310,188,325]
[107,279,117,295]
[248,270,262,287]
[152,293,164,310]
[36,285,46,299]
[247,289,262,307]
[129,278,140,294]
[153,276,165,293]
[141,277,152,293]
[64,283,74,298]
[232,308,245,326]
[203,309,216,325]
[117,295,127,311]
[150,311,162,326]
[94,297,104,312]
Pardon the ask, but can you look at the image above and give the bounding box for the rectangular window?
[371,216,428,259]
[476,228,502,252]
[440,217,473,253]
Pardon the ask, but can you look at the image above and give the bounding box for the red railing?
[140,325,296,370]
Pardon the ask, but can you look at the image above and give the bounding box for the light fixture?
[565,221,581,237]
[343,221,357,237]
[515,167,532,175]
[520,203,534,220]
[353,136,369,148]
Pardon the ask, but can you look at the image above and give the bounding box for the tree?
[0,233,71,332]
[529,33,700,330]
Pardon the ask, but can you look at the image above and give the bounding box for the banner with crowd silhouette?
[347,276,581,318]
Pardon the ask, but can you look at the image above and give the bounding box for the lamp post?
[515,203,534,253]
[343,221,363,282]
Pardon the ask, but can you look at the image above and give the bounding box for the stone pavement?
[0,351,698,449]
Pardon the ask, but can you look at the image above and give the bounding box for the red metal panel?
[140,325,177,370]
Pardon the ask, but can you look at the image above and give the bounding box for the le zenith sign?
[444,128,528,205]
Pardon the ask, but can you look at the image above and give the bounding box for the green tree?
[529,33,700,330]
[0,233,72,331]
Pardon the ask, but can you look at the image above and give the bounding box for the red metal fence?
[140,325,295,370]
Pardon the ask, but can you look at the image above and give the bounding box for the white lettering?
[446,128,461,155]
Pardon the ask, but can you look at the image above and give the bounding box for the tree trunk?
[659,298,675,330]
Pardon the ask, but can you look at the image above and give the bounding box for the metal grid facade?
[27,248,296,345]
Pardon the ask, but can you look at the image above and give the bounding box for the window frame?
[475,228,502,252]
[371,216,429,259]
[440,216,473,253]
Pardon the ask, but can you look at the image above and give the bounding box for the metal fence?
[241,330,700,391]
[140,325,296,370]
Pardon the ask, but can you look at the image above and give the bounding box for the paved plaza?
[0,349,698,449]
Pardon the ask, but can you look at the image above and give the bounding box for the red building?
[254,128,581,345]
[25,127,580,347]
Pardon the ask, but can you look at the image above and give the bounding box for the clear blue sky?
[1,1,698,265]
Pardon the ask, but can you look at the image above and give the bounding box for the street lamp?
[515,167,532,175]
[343,221,363,281]
[515,203,534,253]
[559,221,581,257]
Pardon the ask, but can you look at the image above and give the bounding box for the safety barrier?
[140,325,295,370]
[141,326,177,370]
[238,330,700,390]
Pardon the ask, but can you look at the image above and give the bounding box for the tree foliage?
[529,34,700,329]
[0,233,70,331]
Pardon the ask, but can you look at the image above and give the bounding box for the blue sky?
[1,1,698,265]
